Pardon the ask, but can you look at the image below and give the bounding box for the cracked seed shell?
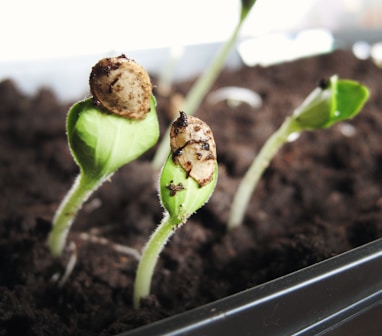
[89,55,152,120]
[170,112,217,187]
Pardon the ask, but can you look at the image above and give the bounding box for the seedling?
[48,55,159,256]
[228,75,370,229]
[151,0,258,169]
[133,112,218,309]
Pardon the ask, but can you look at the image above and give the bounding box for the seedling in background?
[48,55,159,256]
[151,0,258,169]
[228,75,370,230]
[134,112,218,309]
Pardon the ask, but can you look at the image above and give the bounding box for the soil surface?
[1,50,382,335]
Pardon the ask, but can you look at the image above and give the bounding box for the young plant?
[48,55,159,256]
[228,75,370,230]
[133,112,218,309]
[151,0,258,169]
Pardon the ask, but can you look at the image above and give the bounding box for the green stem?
[152,20,244,170]
[48,173,103,256]
[182,21,243,117]
[228,117,301,230]
[133,214,180,309]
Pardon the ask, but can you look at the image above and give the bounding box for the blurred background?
[1,0,381,101]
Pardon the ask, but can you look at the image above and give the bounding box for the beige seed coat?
[89,55,152,120]
[170,112,216,187]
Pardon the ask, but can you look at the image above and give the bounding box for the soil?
[1,49,382,335]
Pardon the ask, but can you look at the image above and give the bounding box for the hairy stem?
[228,117,301,230]
[133,214,181,309]
[48,173,102,256]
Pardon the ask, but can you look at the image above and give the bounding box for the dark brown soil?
[1,49,382,335]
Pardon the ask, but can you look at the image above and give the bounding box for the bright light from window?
[352,41,371,60]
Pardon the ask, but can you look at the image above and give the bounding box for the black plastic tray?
[121,238,382,335]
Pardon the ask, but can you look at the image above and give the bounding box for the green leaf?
[159,154,218,222]
[293,86,333,130]
[293,76,369,130]
[328,79,370,126]
[67,96,159,180]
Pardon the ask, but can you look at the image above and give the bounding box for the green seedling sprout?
[134,112,218,309]
[152,0,257,169]
[48,55,159,256]
[228,75,370,230]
